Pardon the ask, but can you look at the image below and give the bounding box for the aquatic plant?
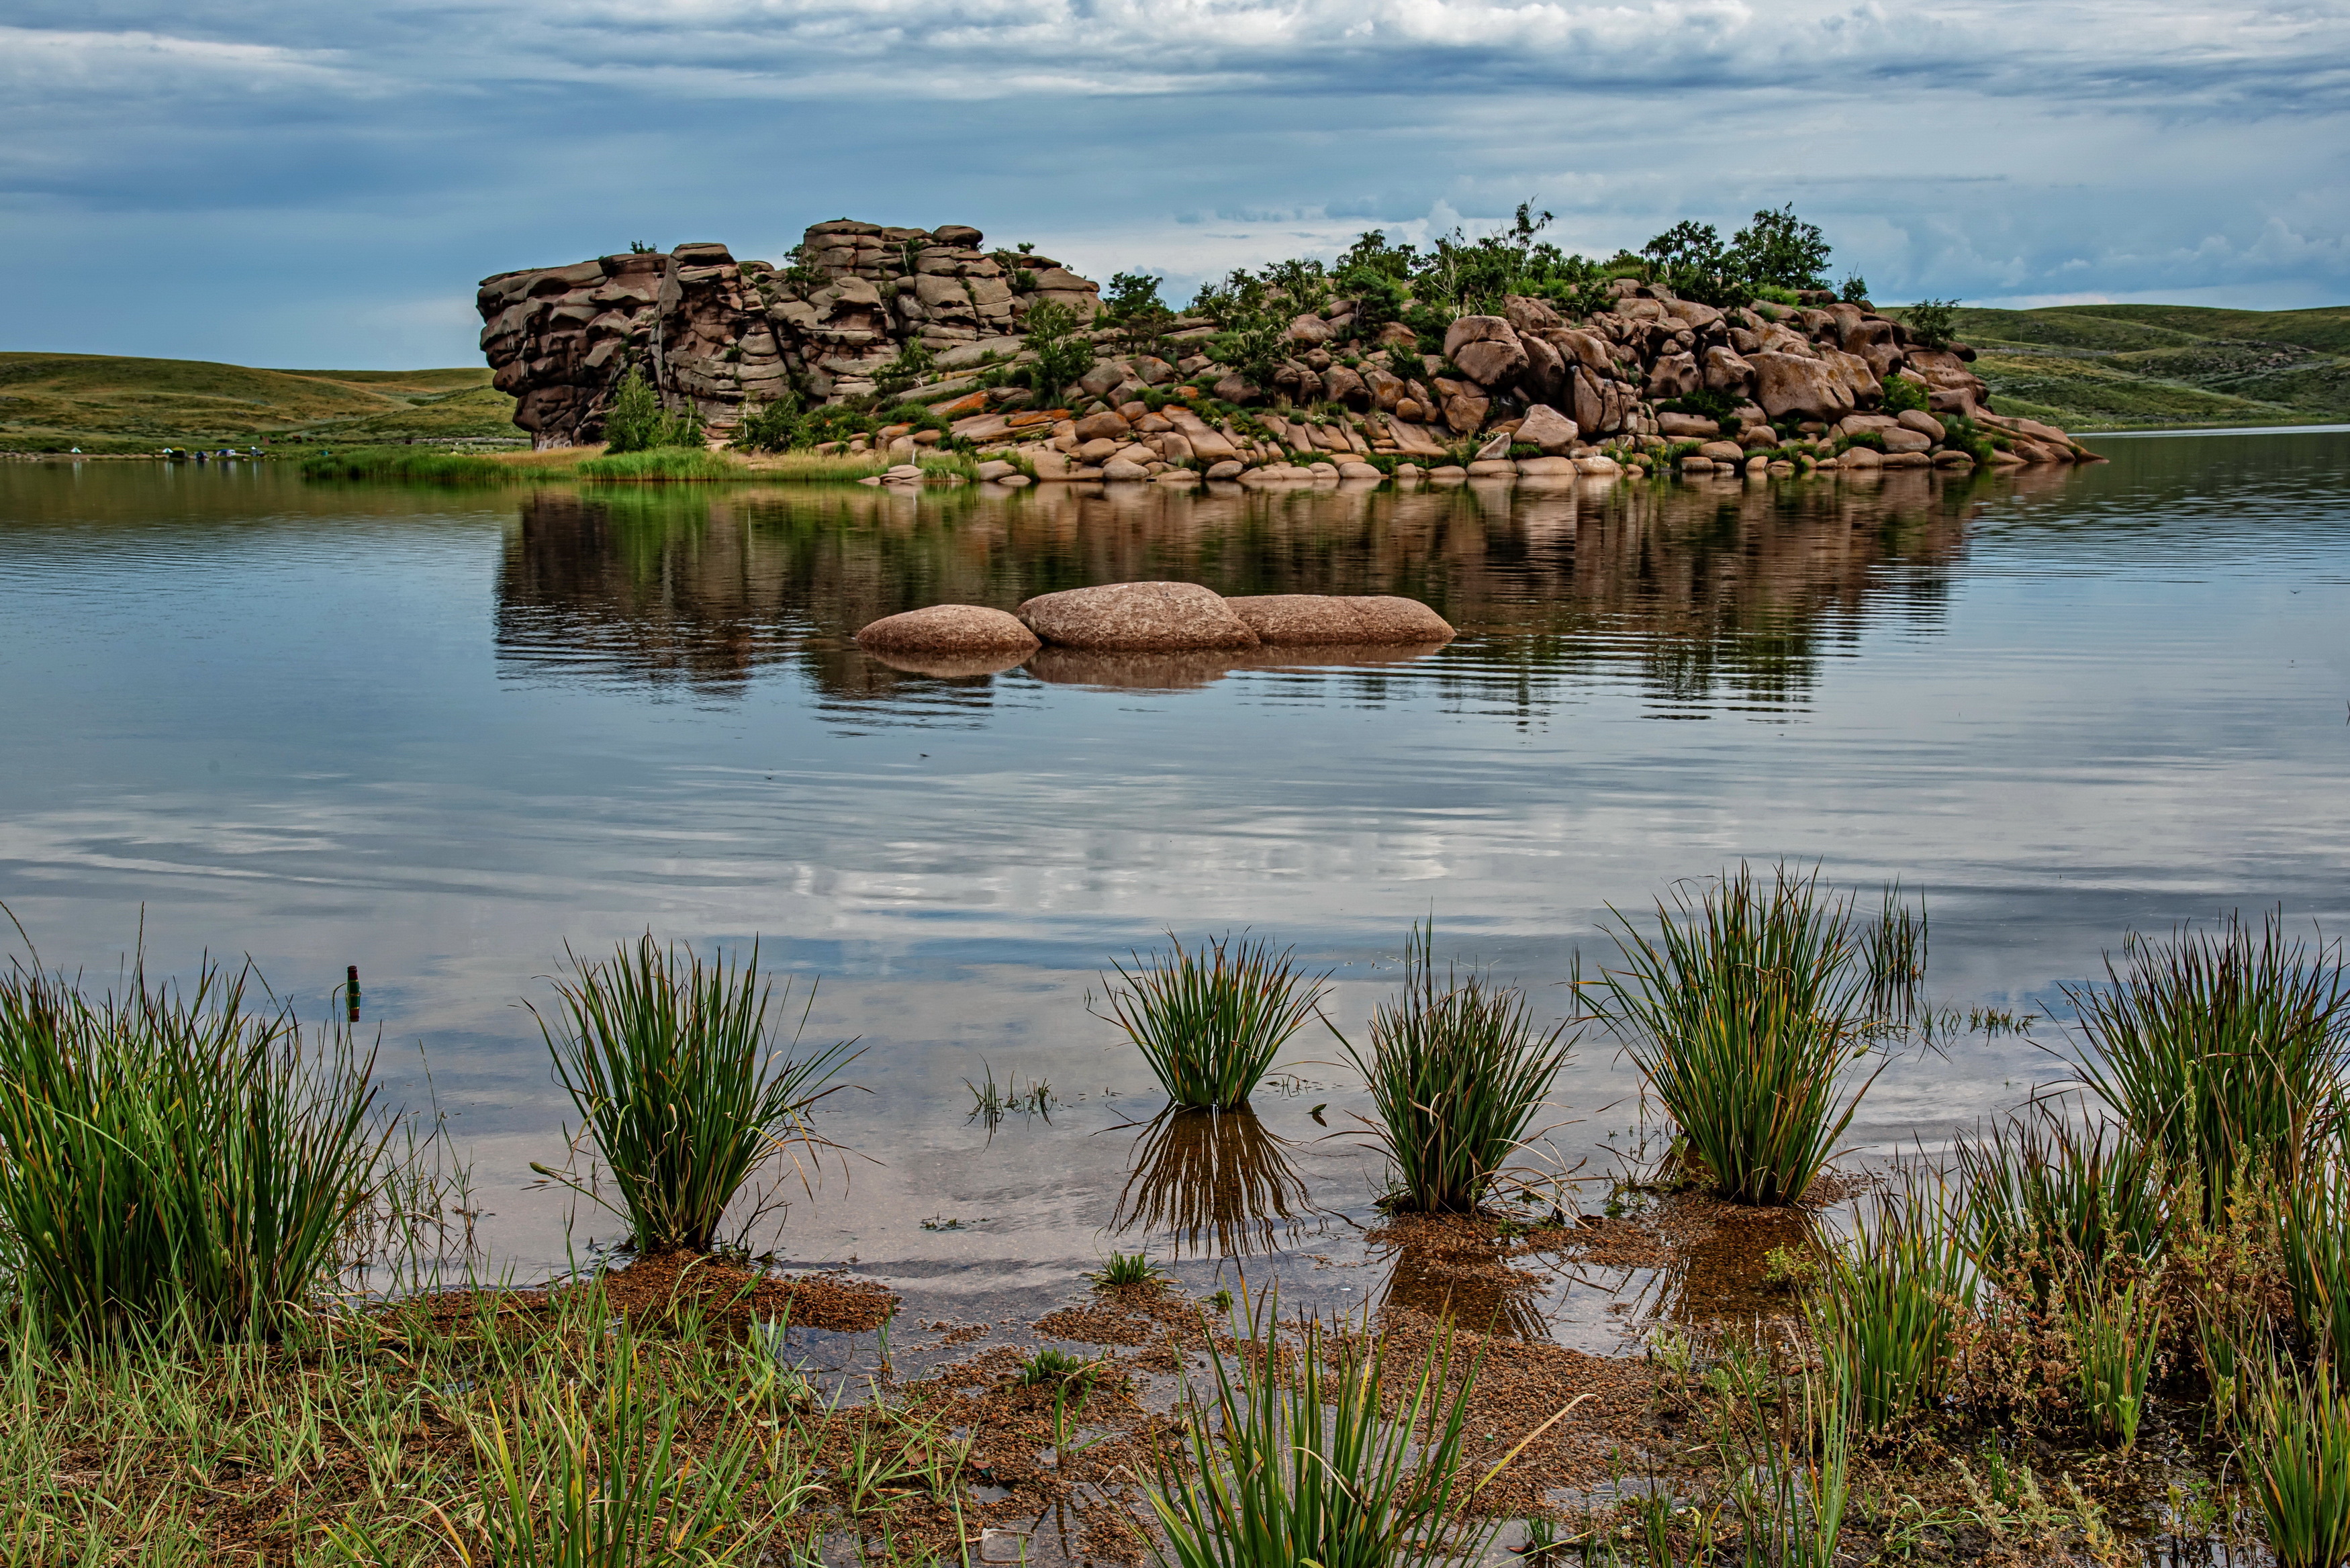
[0,950,388,1342]
[2284,1156,2350,1366]
[299,445,513,484]
[1086,1251,1165,1289]
[1338,923,1572,1214]
[1951,1108,2166,1312]
[2068,1277,2163,1449]
[1860,880,1928,1021]
[1094,932,1328,1111]
[1016,1346,1099,1390]
[2239,1351,2350,1568]
[1595,863,1876,1206]
[532,935,860,1254]
[1144,1297,1495,1568]
[1807,1191,1974,1432]
[2065,910,2350,1222]
[1111,1106,1313,1258]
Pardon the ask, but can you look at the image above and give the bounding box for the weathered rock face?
[477,220,1102,448]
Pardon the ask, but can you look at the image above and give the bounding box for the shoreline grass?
[1596,863,1878,1206]
[0,950,389,1342]
[1094,932,1328,1112]
[1340,922,1572,1214]
[530,936,861,1255]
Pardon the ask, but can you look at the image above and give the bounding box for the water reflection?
[493,473,1979,714]
[1109,1107,1317,1257]
[1372,1220,1553,1340]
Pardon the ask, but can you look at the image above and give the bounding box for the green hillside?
[0,354,518,454]
[1884,303,2350,431]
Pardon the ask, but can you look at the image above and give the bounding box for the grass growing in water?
[532,936,861,1254]
[1596,863,1877,1206]
[300,445,512,484]
[2068,1277,2163,1449]
[1952,1109,2166,1312]
[1861,880,1928,1020]
[2238,1350,2350,1568]
[1085,1251,1164,1288]
[1337,923,1572,1214]
[1094,932,1328,1111]
[1144,1297,1495,1568]
[574,446,743,482]
[2065,909,2350,1222]
[0,950,389,1342]
[1807,1191,1973,1432]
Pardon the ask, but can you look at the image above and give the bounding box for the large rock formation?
[479,217,2094,473]
[477,221,1100,448]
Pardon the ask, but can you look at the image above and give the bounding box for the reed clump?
[1808,1191,1973,1432]
[1095,932,1327,1111]
[0,952,388,1342]
[2066,909,2350,1222]
[1338,924,1572,1214]
[533,935,859,1255]
[1145,1296,1492,1568]
[1596,863,1876,1206]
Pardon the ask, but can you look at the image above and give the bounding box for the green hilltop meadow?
[0,354,514,454]
[4,303,2347,455]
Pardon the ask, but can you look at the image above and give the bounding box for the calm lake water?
[3,436,2347,1340]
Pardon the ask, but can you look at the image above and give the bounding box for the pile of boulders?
[477,217,2100,473]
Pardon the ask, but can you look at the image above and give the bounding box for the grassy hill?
[0,354,519,454]
[1885,303,2350,431]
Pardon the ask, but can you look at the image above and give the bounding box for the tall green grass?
[1952,1110,2166,1311]
[2239,1351,2350,1568]
[573,447,743,483]
[2066,910,2350,1222]
[1095,933,1327,1110]
[1597,864,1877,1206]
[1338,924,1572,1214]
[299,446,515,483]
[2284,1157,2350,1367]
[2068,1277,2163,1449]
[0,952,388,1342]
[1145,1297,1493,1568]
[532,936,860,1254]
[1807,1192,1974,1432]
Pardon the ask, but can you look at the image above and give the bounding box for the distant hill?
[1885,303,2350,430]
[0,354,519,454]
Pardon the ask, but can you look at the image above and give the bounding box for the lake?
[2,436,2345,1342]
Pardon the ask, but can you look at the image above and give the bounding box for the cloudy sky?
[4,1,2345,368]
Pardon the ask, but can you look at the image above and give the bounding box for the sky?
[3,1,2346,369]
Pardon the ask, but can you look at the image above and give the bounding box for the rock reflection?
[1110,1107,1315,1258]
[493,473,1980,712]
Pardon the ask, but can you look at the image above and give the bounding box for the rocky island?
[477,217,2102,483]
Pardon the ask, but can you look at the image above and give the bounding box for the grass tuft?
[2065,909,2350,1222]
[1085,1251,1164,1289]
[1808,1191,1974,1432]
[1952,1108,2166,1312]
[1094,932,1328,1111]
[1339,922,1572,1214]
[2239,1350,2350,1568]
[1596,863,1878,1206]
[1144,1294,1495,1568]
[530,935,861,1254]
[0,946,389,1342]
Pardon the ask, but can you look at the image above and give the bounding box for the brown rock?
[1452,333,1529,389]
[1657,411,1719,439]
[1225,594,1455,646]
[1699,440,1746,463]
[1751,351,1856,420]
[1644,353,1701,401]
[856,604,1041,656]
[1346,595,1458,643]
[1017,581,1260,651]
[1896,409,1946,442]
[1073,410,1132,442]
[1504,295,1565,335]
[1703,345,1756,396]
[1517,403,1580,454]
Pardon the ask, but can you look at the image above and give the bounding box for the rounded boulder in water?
[1015,581,1260,651]
[855,603,1040,655]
